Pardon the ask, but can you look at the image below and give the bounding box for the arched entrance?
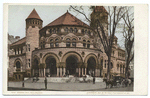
[87,57,96,76]
[45,56,57,77]
[33,58,39,76]
[66,55,78,75]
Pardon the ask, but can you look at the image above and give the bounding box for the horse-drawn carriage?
[103,76,132,89]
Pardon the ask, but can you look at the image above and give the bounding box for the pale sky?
[8,5,125,47]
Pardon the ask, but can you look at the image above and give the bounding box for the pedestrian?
[44,76,47,89]
[93,76,95,84]
[22,81,24,87]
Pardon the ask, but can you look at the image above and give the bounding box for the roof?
[44,11,90,28]
[26,9,42,20]
[10,37,26,47]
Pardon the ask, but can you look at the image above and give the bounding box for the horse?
[103,79,114,89]
[121,79,131,87]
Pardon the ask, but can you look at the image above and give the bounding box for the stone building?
[8,7,125,81]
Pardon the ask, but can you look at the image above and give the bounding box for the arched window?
[16,61,21,71]
[88,30,91,35]
[50,39,54,47]
[72,38,76,47]
[55,38,59,47]
[49,29,52,34]
[53,28,56,33]
[120,65,122,73]
[65,27,68,33]
[117,64,119,71]
[70,28,73,33]
[74,28,78,33]
[82,29,84,34]
[85,30,87,34]
[87,40,90,48]
[83,40,86,48]
[66,38,70,47]
[57,28,60,33]
[43,41,45,48]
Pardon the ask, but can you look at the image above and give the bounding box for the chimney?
[15,36,20,39]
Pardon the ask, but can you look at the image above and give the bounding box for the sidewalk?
[8,82,106,91]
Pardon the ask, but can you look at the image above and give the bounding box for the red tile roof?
[26,9,42,20]
[45,11,90,28]
[10,37,26,47]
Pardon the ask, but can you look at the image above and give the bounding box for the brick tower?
[25,9,43,76]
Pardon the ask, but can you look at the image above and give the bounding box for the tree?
[70,6,129,80]
[122,7,134,79]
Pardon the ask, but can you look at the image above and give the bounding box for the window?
[18,75,20,79]
[57,28,60,33]
[28,44,30,51]
[49,29,52,34]
[65,27,68,33]
[87,40,90,48]
[70,28,73,33]
[54,28,56,33]
[83,40,86,48]
[15,75,17,79]
[18,48,19,54]
[50,39,54,47]
[14,49,16,55]
[21,47,23,54]
[123,65,125,73]
[55,39,59,47]
[88,30,91,35]
[82,29,84,34]
[120,65,122,73]
[43,41,45,48]
[32,26,35,28]
[66,38,70,47]
[72,38,76,47]
[85,30,87,34]
[28,59,30,68]
[117,64,119,71]
[74,28,78,33]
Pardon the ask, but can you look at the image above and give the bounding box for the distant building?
[8,7,125,81]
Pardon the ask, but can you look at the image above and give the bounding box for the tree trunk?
[107,55,111,81]
[125,61,130,79]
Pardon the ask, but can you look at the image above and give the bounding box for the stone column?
[44,68,45,77]
[79,68,80,77]
[57,68,59,77]
[63,68,66,76]
[85,68,86,75]
[14,67,16,72]
[60,68,62,77]
[21,66,22,72]
[95,69,97,77]
[82,68,83,76]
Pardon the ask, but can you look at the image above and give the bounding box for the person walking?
[44,76,47,89]
[22,81,24,87]
[93,76,95,84]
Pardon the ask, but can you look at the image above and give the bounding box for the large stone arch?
[61,51,83,67]
[84,53,98,68]
[42,52,60,67]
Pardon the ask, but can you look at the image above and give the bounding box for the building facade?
[8,7,125,81]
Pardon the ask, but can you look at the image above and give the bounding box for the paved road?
[8,82,133,91]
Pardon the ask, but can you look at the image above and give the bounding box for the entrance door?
[66,56,78,75]
[45,56,57,77]
[87,57,96,76]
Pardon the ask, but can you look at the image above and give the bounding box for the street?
[8,82,133,91]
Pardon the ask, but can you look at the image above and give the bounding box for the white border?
[2,3,148,96]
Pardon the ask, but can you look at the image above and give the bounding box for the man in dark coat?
[44,77,47,89]
[93,76,95,84]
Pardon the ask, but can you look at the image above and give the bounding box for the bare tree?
[122,7,134,79]
[70,6,127,80]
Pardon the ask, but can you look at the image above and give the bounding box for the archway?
[87,57,96,76]
[66,55,78,75]
[45,56,57,77]
[33,58,39,76]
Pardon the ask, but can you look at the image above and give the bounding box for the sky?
[8,5,126,47]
